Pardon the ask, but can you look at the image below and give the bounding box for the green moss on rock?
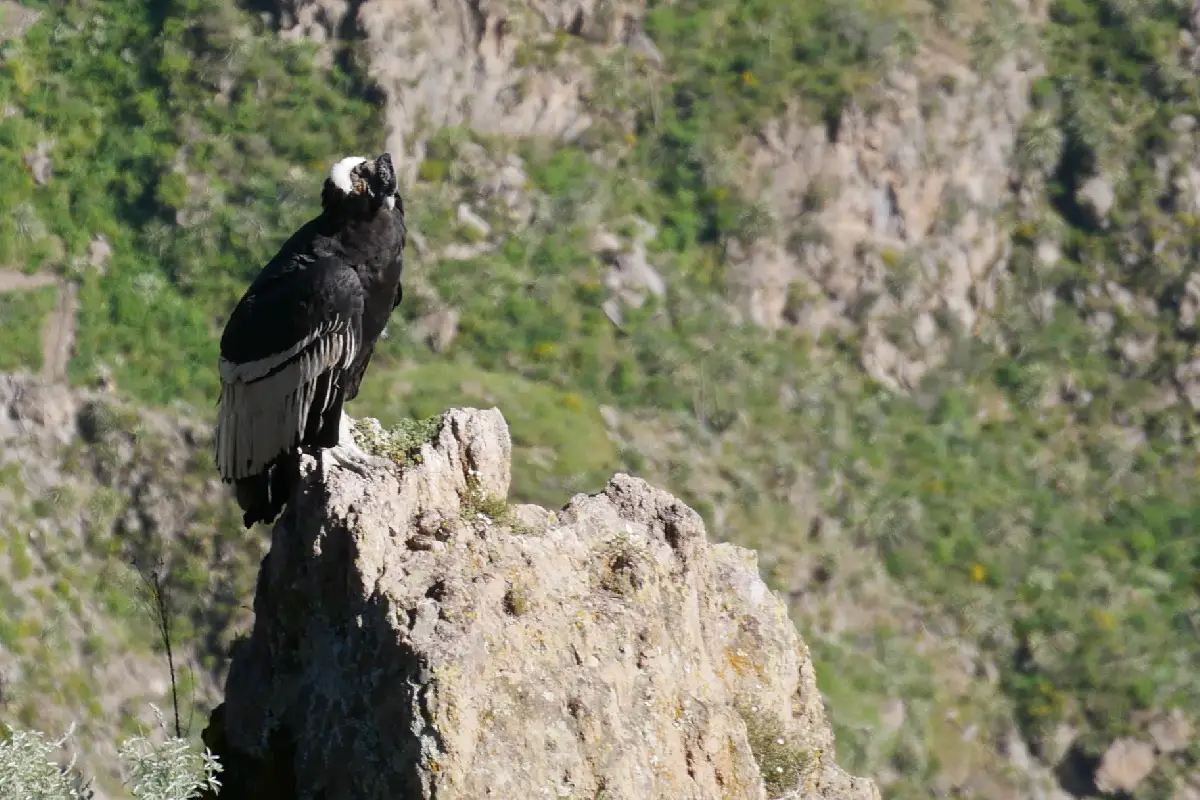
[738,703,816,795]
[352,414,443,466]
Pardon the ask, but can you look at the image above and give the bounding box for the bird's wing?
[214,255,364,481]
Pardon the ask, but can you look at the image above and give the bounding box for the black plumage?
[214,152,407,528]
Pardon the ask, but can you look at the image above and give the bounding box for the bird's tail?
[233,451,301,529]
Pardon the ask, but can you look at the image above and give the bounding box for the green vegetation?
[3,0,1200,794]
[595,0,914,255]
[352,413,443,466]
[461,471,516,528]
[738,703,816,795]
[6,527,34,580]
[0,285,55,371]
[502,583,531,616]
[0,0,379,404]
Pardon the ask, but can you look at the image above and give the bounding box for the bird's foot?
[321,445,377,477]
[319,411,394,476]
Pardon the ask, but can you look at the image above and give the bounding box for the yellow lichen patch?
[725,647,766,681]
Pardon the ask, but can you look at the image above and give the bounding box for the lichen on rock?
[200,407,878,800]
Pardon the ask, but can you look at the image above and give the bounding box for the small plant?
[0,713,221,800]
[75,400,138,445]
[353,414,443,466]
[0,724,89,799]
[598,539,649,597]
[502,583,530,616]
[0,286,58,372]
[737,704,815,796]
[134,557,185,740]
[119,706,222,800]
[460,471,515,527]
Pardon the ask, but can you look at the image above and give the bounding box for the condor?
[214,152,407,529]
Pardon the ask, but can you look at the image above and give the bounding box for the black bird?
[214,152,407,529]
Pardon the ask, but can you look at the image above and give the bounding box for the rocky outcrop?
[271,0,649,174]
[733,30,1044,390]
[200,408,878,799]
[1093,737,1157,795]
[0,0,40,44]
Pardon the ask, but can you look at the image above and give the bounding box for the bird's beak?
[384,195,396,210]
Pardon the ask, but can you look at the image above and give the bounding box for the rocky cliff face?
[734,35,1043,391]
[271,0,642,177]
[200,408,878,800]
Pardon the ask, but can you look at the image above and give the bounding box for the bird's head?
[321,152,402,217]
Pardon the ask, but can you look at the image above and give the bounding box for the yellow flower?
[532,341,557,360]
[1091,608,1116,631]
[624,132,637,145]
[741,70,756,87]
[1014,220,1038,240]
[879,248,901,267]
[970,563,987,583]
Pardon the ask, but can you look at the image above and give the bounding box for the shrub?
[0,714,221,800]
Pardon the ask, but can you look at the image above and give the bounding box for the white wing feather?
[214,318,359,481]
